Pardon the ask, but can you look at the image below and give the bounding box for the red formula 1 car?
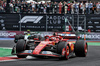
[11,32,88,60]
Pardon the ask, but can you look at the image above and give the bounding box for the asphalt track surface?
[0,40,100,66]
[0,40,15,47]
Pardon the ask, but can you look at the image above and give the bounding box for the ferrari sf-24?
[11,33,88,60]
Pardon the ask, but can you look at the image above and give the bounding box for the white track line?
[0,47,12,49]
[0,56,36,62]
[0,59,18,62]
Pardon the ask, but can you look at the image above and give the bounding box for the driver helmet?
[53,32,58,36]
[27,29,30,33]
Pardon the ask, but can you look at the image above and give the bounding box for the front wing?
[12,50,61,57]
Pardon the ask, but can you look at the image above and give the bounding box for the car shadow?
[23,56,76,61]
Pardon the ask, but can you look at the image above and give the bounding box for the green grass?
[0,48,12,57]
[87,42,100,46]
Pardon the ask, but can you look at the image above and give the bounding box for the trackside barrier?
[0,31,100,40]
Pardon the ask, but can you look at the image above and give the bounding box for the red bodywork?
[32,35,64,56]
[33,41,54,55]
[15,33,76,57]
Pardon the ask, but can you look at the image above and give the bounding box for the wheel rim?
[66,46,69,59]
[85,44,87,53]
[62,48,65,55]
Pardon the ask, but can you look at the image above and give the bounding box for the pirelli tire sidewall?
[14,34,24,43]
[18,34,24,39]
[74,40,88,57]
[57,41,69,60]
[14,35,19,43]
[57,41,66,54]
[16,39,26,53]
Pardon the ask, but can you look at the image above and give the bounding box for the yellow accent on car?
[39,45,43,46]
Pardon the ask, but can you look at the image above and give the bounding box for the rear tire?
[74,40,88,57]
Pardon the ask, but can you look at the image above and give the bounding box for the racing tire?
[14,35,19,43]
[74,40,88,57]
[16,39,26,53]
[16,39,27,58]
[57,41,69,60]
[18,34,24,39]
[11,46,16,54]
[57,41,66,54]
[65,46,70,60]
[17,55,27,58]
[14,34,24,43]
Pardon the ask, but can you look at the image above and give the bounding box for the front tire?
[65,46,70,60]
[16,39,26,52]
[57,41,69,60]
[57,41,66,54]
[14,34,24,43]
[14,35,19,43]
[16,39,27,58]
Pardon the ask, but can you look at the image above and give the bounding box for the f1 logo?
[19,16,43,23]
